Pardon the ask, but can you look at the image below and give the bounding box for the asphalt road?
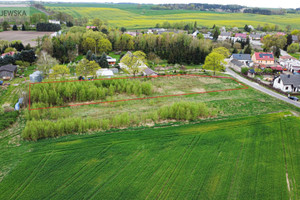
[226,67,300,108]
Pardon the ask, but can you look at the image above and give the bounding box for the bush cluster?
[30,79,153,106]
[0,111,19,131]
[22,101,215,141]
[158,101,212,120]
[36,23,61,32]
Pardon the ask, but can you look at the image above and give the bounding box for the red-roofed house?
[1,51,15,58]
[86,26,97,29]
[252,52,275,65]
[235,33,247,39]
[276,32,286,36]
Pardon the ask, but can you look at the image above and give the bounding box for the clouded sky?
[6,0,299,9]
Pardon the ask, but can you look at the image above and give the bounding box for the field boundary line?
[28,74,248,111]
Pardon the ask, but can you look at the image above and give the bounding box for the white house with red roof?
[252,52,275,65]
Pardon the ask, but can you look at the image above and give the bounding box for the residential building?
[49,20,60,24]
[252,52,275,65]
[86,26,97,29]
[292,35,299,43]
[125,31,138,37]
[1,51,15,58]
[106,56,117,66]
[235,33,247,39]
[229,59,248,72]
[230,54,252,65]
[249,33,261,40]
[218,32,231,41]
[273,74,300,93]
[192,30,199,38]
[279,56,300,72]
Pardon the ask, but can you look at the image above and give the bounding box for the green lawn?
[289,52,300,60]
[0,112,299,199]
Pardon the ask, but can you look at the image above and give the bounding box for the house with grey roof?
[273,74,300,93]
[292,35,299,43]
[230,54,252,65]
[250,34,261,40]
[229,59,248,72]
[218,32,231,41]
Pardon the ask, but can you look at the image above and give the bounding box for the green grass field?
[0,112,299,199]
[45,3,300,29]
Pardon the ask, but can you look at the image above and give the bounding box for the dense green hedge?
[0,112,19,131]
[22,102,215,140]
[30,79,153,107]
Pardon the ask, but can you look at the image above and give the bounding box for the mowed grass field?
[0,112,299,199]
[45,3,300,29]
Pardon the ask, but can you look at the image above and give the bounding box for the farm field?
[45,3,300,29]
[0,112,299,199]
[0,31,54,46]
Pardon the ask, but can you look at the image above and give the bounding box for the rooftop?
[0,64,17,72]
[232,54,251,61]
[254,52,274,61]
[279,74,300,87]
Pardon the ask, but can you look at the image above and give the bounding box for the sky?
[4,0,299,9]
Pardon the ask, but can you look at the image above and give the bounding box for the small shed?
[110,68,119,74]
[143,67,158,76]
[96,69,114,78]
[29,71,43,83]
[0,64,17,79]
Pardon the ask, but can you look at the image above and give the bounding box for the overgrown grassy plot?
[29,75,243,109]
[0,113,298,199]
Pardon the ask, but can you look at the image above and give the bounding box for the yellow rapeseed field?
[48,6,300,29]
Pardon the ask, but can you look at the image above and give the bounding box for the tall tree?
[36,51,59,77]
[50,64,70,79]
[203,52,226,75]
[2,21,10,31]
[120,51,147,76]
[212,47,230,57]
[99,53,109,68]
[213,27,220,41]
[76,58,100,77]
[244,45,252,54]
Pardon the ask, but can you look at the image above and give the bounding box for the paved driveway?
[226,67,300,108]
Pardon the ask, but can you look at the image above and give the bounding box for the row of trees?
[36,23,61,32]
[22,101,214,140]
[151,3,244,13]
[30,79,153,106]
[42,27,213,65]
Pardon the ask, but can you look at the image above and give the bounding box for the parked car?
[288,96,299,101]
